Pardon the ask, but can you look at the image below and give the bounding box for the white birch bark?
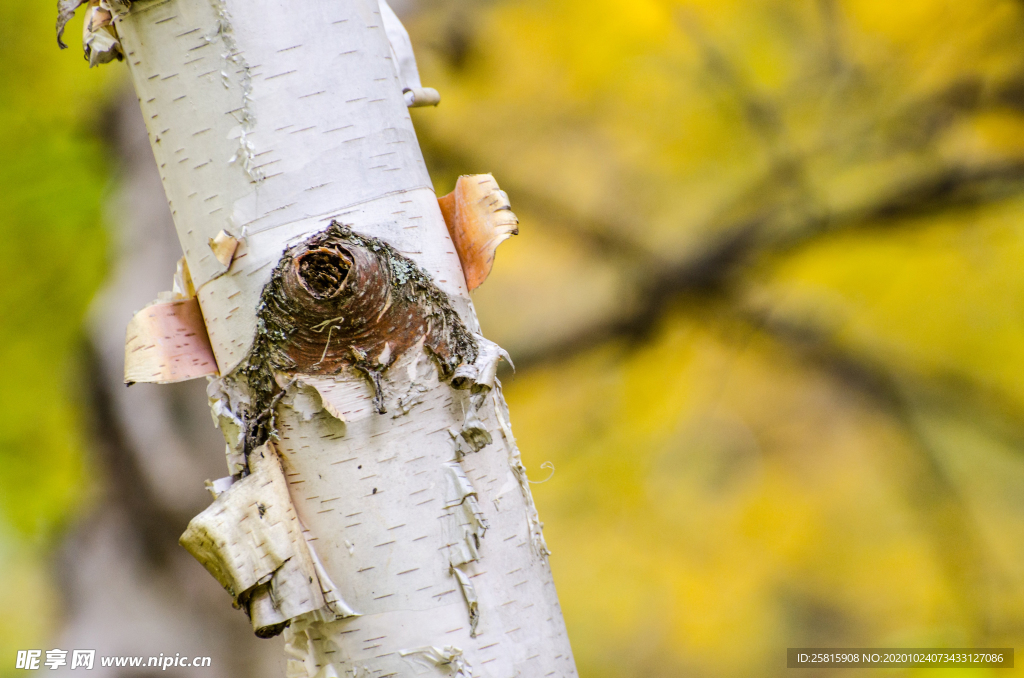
[107,0,577,675]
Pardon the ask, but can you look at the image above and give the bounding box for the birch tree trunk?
[52,90,285,678]
[93,0,577,675]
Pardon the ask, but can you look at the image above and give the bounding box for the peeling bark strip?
[180,443,356,638]
[243,222,477,428]
[399,646,474,677]
[452,336,510,393]
[208,229,239,269]
[57,0,125,65]
[123,297,218,384]
[438,175,519,291]
[443,461,488,635]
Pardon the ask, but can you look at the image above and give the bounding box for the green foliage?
[0,2,116,666]
[0,0,116,541]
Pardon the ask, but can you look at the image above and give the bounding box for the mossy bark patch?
[241,222,477,451]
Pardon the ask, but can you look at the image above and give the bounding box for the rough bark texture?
[104,0,577,675]
[244,222,478,421]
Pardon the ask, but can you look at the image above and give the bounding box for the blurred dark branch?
[727,307,994,637]
[817,0,849,77]
[501,178,655,262]
[778,160,1024,246]
[421,67,1024,271]
[745,308,1024,453]
[677,11,831,236]
[417,129,653,262]
[676,12,785,150]
[514,160,1024,369]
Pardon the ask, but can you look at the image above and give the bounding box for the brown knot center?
[295,247,352,299]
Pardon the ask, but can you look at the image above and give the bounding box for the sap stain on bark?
[242,222,477,450]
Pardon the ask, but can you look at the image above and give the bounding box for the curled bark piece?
[442,459,486,636]
[438,174,519,291]
[449,393,492,458]
[205,476,236,498]
[283,381,324,422]
[56,0,87,49]
[451,335,511,393]
[179,443,355,638]
[405,87,441,107]
[392,343,434,418]
[58,0,125,64]
[460,393,493,452]
[450,566,480,638]
[379,0,421,92]
[442,461,488,567]
[209,229,239,269]
[379,0,440,109]
[243,222,477,442]
[398,646,473,677]
[307,545,358,620]
[124,297,219,384]
[493,384,551,557]
[208,378,248,476]
[293,375,379,423]
[82,0,123,67]
[172,256,196,299]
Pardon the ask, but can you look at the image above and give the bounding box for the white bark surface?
[112,0,577,675]
[54,91,286,678]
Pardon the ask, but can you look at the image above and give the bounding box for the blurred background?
[4,0,1024,676]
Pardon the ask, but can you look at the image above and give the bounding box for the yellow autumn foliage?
[411,0,1024,675]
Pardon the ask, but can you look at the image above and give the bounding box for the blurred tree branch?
[729,307,996,638]
[496,159,1024,368]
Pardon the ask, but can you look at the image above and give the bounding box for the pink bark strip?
[124,298,219,384]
